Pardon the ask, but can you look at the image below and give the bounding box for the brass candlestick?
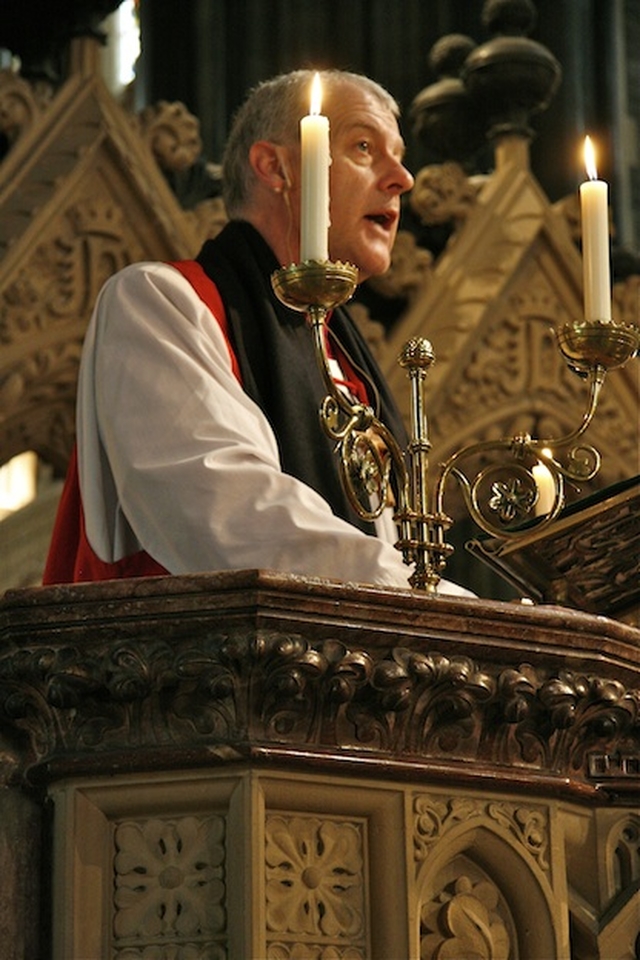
[272,260,447,592]
[271,259,408,529]
[273,259,639,592]
[423,315,638,571]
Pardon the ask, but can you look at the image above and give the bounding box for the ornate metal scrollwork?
[272,260,639,593]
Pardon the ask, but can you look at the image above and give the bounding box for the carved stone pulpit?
[1,571,639,959]
[0,11,638,959]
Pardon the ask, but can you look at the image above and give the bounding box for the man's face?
[324,85,414,281]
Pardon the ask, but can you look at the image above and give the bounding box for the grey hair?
[222,68,399,217]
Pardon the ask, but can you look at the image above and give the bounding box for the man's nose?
[383,158,414,195]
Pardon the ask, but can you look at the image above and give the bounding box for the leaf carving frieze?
[0,625,638,788]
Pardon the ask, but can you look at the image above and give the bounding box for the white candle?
[532,453,556,517]
[300,73,330,262]
[579,136,612,322]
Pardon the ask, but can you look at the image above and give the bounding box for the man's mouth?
[365,211,396,230]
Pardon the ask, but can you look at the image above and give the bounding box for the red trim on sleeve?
[43,260,243,584]
[42,446,168,584]
[168,259,242,383]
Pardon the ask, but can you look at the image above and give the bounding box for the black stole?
[196,220,408,534]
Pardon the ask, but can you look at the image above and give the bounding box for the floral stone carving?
[413,795,549,871]
[113,815,226,956]
[420,874,512,960]
[265,814,366,956]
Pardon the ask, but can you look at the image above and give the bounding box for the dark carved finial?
[410,34,486,166]
[428,34,477,78]
[410,0,560,161]
[482,0,537,36]
[461,0,561,143]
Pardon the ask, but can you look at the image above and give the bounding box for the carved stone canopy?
[0,44,202,473]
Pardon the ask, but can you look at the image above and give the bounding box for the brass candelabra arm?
[431,315,639,548]
[431,364,605,543]
[319,392,409,522]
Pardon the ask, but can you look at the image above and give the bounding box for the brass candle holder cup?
[556,317,640,373]
[273,258,639,592]
[271,259,359,314]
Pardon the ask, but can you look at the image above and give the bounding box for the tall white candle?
[300,73,330,262]
[579,136,612,321]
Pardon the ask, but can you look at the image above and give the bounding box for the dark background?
[135,0,639,243]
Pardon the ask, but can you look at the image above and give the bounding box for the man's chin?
[359,252,393,281]
[329,241,392,280]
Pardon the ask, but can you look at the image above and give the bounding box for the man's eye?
[357,140,371,153]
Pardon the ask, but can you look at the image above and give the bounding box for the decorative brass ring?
[271,260,359,313]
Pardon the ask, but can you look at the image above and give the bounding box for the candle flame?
[310,72,322,116]
[584,135,598,181]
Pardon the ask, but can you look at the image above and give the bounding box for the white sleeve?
[78,262,433,590]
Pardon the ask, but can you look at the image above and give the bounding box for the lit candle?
[300,73,330,262]
[579,136,612,322]
[532,451,556,517]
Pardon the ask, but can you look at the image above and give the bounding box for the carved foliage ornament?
[0,68,50,144]
[420,874,511,960]
[136,101,203,173]
[265,814,366,951]
[0,628,637,786]
[113,815,226,958]
[413,795,549,871]
[409,161,480,227]
[414,796,536,959]
[0,193,143,466]
[0,194,141,347]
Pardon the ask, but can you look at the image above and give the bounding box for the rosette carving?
[113,815,226,953]
[265,815,365,944]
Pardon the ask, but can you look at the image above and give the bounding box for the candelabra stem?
[396,339,453,592]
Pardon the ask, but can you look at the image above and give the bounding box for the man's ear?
[249,141,293,193]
